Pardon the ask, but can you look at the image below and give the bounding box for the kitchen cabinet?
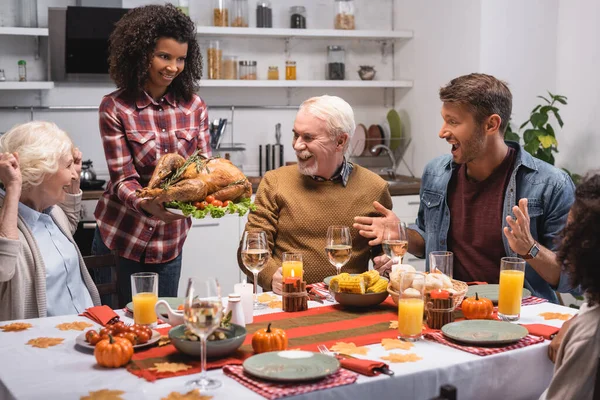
[0,27,52,90]
[392,194,426,271]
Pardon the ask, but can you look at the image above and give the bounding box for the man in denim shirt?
[355,73,575,303]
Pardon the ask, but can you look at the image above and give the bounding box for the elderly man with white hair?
[0,121,100,321]
[238,95,392,294]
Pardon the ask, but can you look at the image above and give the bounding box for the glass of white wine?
[240,230,270,310]
[325,225,352,275]
[183,277,223,390]
[383,221,408,265]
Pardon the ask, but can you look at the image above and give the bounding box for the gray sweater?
[0,192,101,321]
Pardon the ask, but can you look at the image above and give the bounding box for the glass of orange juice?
[282,252,303,281]
[131,272,159,326]
[398,271,425,341]
[498,257,526,321]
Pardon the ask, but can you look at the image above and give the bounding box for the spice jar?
[18,60,27,82]
[207,41,222,79]
[239,60,257,80]
[256,1,272,28]
[327,46,345,80]
[230,0,248,27]
[334,0,355,30]
[285,61,296,80]
[267,66,279,80]
[222,55,238,80]
[290,6,307,29]
[213,0,229,27]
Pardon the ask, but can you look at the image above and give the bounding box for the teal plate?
[466,284,531,305]
[169,324,247,359]
[126,297,184,316]
[441,320,528,346]
[243,351,340,382]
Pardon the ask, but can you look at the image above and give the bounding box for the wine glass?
[240,230,270,310]
[183,277,223,390]
[325,226,352,275]
[382,221,408,265]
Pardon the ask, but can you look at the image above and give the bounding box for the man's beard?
[460,127,486,164]
[296,151,318,176]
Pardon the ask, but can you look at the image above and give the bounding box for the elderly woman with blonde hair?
[0,121,100,321]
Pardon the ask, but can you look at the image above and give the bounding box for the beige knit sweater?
[238,165,393,290]
[0,192,101,321]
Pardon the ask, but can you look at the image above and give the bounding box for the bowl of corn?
[324,270,389,307]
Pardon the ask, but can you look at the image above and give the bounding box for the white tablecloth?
[0,300,576,400]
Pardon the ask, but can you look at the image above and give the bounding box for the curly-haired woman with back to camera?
[541,172,600,400]
[92,4,211,305]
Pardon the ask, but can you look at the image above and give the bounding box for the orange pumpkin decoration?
[252,323,288,354]
[94,334,134,368]
[462,292,494,320]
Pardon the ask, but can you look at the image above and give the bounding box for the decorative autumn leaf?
[257,293,277,303]
[380,353,422,363]
[539,312,572,321]
[56,321,94,331]
[389,320,398,329]
[80,389,125,400]
[27,337,65,348]
[381,338,414,351]
[149,362,192,373]
[161,389,213,400]
[0,322,33,332]
[268,300,282,309]
[330,342,369,356]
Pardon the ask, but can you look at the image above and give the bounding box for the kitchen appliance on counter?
[79,160,105,190]
[259,123,284,176]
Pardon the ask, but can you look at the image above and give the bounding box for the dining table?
[0,295,576,400]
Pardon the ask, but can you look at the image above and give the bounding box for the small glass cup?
[429,251,454,277]
[397,271,425,341]
[498,257,526,321]
[131,272,158,326]
[282,252,303,281]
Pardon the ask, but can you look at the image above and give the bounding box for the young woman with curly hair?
[541,172,600,400]
[92,4,210,304]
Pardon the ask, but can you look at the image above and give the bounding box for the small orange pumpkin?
[94,334,134,368]
[462,292,494,320]
[252,323,288,354]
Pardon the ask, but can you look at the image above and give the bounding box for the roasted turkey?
[136,153,252,204]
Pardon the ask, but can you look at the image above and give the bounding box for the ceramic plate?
[441,320,528,346]
[380,120,391,148]
[363,124,384,156]
[466,284,531,305]
[243,350,340,382]
[75,329,161,352]
[349,123,367,157]
[387,109,403,150]
[169,324,247,359]
[126,297,184,316]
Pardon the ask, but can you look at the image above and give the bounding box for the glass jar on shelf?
[239,61,257,80]
[267,66,279,80]
[289,6,306,29]
[230,0,248,27]
[256,1,272,28]
[222,55,238,79]
[213,0,229,27]
[207,41,222,79]
[327,46,345,80]
[18,60,27,82]
[285,61,296,80]
[334,0,355,30]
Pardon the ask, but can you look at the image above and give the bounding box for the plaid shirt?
[311,157,354,186]
[94,89,211,263]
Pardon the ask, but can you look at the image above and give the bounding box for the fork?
[317,344,395,376]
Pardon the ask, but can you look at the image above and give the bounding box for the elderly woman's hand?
[353,201,400,246]
[503,198,536,256]
[0,152,22,194]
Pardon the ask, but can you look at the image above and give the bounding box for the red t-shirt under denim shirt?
[447,147,516,284]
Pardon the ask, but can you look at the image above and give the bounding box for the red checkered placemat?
[223,365,358,400]
[521,296,548,306]
[307,282,330,299]
[423,331,545,356]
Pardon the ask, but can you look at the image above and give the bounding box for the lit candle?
[282,253,303,280]
[284,268,301,286]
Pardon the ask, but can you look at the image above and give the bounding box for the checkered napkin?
[222,365,358,400]
[423,331,545,356]
[521,296,548,306]
[307,282,330,299]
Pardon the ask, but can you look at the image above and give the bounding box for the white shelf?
[196,26,412,40]
[0,81,55,90]
[199,80,412,88]
[0,27,49,36]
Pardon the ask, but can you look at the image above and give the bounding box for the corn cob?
[361,270,380,287]
[329,276,341,292]
[338,276,366,294]
[366,278,388,293]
